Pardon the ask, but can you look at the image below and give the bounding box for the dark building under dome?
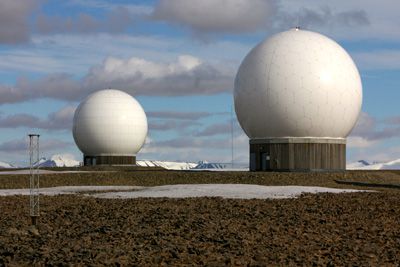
[83,155,136,166]
[249,138,345,172]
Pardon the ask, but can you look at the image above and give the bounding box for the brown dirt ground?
[1,170,400,266]
[1,169,400,190]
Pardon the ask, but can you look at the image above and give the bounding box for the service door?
[250,153,256,171]
[261,153,270,171]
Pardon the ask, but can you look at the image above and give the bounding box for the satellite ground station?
[234,28,362,171]
[73,89,148,166]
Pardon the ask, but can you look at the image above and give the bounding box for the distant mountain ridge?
[136,160,197,170]
[0,161,15,169]
[6,154,400,170]
[346,160,370,169]
[347,159,400,170]
[34,154,81,168]
[193,161,231,169]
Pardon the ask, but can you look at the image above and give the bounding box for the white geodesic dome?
[234,28,362,139]
[73,89,148,156]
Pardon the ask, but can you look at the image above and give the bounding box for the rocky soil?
[1,170,400,266]
[2,169,400,190]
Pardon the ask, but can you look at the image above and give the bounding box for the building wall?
[249,139,346,171]
[84,155,136,166]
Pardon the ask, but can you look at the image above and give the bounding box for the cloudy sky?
[0,0,399,166]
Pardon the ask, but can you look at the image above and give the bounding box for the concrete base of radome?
[249,138,346,172]
[83,155,136,166]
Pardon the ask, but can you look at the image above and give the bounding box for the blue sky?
[0,0,399,166]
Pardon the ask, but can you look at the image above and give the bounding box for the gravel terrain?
[1,169,400,190]
[1,170,400,266]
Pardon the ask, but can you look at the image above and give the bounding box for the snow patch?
[92,184,368,199]
[0,184,368,199]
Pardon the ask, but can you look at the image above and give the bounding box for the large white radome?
[73,89,148,156]
[234,28,362,139]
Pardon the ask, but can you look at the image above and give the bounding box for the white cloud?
[0,50,65,74]
[366,147,400,163]
[349,112,400,142]
[0,137,71,153]
[0,105,76,130]
[35,7,134,35]
[0,54,233,104]
[349,112,376,138]
[152,0,276,34]
[0,0,39,44]
[8,34,181,75]
[274,6,369,32]
[347,136,378,148]
[83,55,233,96]
[149,0,387,41]
[278,0,400,41]
[348,144,400,163]
[67,0,153,15]
[0,0,145,44]
[90,55,201,80]
[0,33,248,77]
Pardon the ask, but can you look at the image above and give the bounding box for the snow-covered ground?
[0,184,369,199]
[93,185,368,199]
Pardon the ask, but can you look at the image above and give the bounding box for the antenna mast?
[29,134,40,226]
[231,106,234,169]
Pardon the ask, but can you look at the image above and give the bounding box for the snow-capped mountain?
[136,160,197,170]
[347,159,400,170]
[28,155,236,170]
[34,154,81,168]
[137,160,248,171]
[346,160,371,169]
[193,161,231,169]
[0,161,15,169]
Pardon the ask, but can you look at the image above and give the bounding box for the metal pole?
[231,106,234,169]
[29,134,40,226]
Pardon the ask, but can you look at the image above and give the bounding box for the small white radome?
[73,89,148,156]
